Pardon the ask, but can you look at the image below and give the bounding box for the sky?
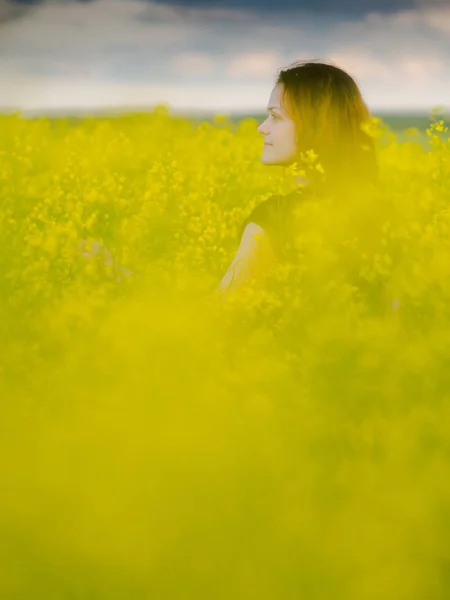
[0,0,450,115]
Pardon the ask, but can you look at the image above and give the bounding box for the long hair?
[275,59,379,194]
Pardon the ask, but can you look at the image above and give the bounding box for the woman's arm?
[215,222,277,299]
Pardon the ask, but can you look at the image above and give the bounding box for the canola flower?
[1,106,450,600]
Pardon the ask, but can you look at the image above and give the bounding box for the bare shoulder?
[232,222,277,271]
[216,222,277,296]
[238,222,271,252]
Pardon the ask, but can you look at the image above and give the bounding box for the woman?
[216,59,379,299]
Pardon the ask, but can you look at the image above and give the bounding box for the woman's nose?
[257,121,268,135]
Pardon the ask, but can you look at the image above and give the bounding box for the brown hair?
[275,59,379,194]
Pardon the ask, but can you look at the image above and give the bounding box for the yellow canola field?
[1,106,450,600]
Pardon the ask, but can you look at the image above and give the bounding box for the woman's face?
[257,83,298,166]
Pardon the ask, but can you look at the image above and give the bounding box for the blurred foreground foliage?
[1,107,450,599]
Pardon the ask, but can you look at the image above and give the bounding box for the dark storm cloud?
[10,0,95,3]
[0,0,29,24]
[0,0,95,25]
[138,0,417,18]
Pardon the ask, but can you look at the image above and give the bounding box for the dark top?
[238,185,314,263]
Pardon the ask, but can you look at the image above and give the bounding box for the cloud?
[400,57,445,80]
[137,1,256,23]
[420,5,450,34]
[226,52,282,78]
[0,0,31,24]
[0,74,270,113]
[137,0,417,18]
[327,49,445,85]
[0,0,449,113]
[0,0,96,25]
[0,0,195,60]
[171,52,216,76]
[360,0,450,36]
[325,51,395,79]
